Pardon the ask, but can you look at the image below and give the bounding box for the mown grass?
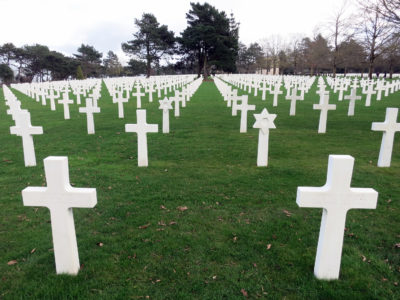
[0,77,399,299]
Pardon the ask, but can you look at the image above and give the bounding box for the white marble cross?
[22,156,97,275]
[296,155,378,280]
[337,83,347,101]
[260,81,269,101]
[79,98,100,134]
[172,95,181,117]
[286,87,303,116]
[271,83,283,107]
[125,109,158,167]
[313,91,336,133]
[363,84,376,107]
[58,92,74,120]
[132,83,145,108]
[113,92,128,118]
[236,95,256,133]
[10,111,43,167]
[159,97,173,133]
[344,88,361,116]
[253,108,276,166]
[47,89,59,111]
[371,107,400,167]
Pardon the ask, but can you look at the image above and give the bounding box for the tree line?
[0,0,399,83]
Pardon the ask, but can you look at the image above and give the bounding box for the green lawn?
[0,78,399,299]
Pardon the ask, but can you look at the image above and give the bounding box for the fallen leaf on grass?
[7,260,17,266]
[177,206,188,212]
[30,248,36,254]
[361,255,366,262]
[139,224,150,229]
[283,210,292,217]
[241,288,248,297]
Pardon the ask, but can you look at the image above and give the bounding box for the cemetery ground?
[0,79,399,299]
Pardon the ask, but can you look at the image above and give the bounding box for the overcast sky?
[0,0,355,65]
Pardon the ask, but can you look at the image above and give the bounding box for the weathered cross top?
[260,81,270,101]
[253,108,277,166]
[159,97,173,133]
[337,82,347,101]
[313,91,336,133]
[175,90,186,107]
[344,88,361,116]
[125,109,158,167]
[371,107,400,167]
[171,93,183,117]
[73,87,85,105]
[79,98,100,134]
[22,156,97,275]
[47,89,60,111]
[146,84,154,102]
[286,87,303,116]
[271,83,283,107]
[10,111,43,166]
[363,84,376,107]
[296,155,378,280]
[113,92,129,118]
[132,83,145,108]
[236,95,256,133]
[58,92,74,120]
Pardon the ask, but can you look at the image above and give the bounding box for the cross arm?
[348,188,378,209]
[296,186,330,208]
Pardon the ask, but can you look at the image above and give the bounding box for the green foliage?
[0,79,399,298]
[122,13,175,77]
[125,59,146,76]
[103,51,123,77]
[237,42,265,73]
[0,63,14,83]
[74,44,103,78]
[0,43,17,66]
[76,65,84,79]
[180,2,239,77]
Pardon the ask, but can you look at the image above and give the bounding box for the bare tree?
[371,0,400,28]
[357,1,394,78]
[261,34,285,75]
[324,0,354,77]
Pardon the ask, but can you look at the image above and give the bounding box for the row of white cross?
[2,74,396,280]
[213,75,400,279]
[3,76,202,275]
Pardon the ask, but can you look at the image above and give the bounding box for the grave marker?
[371,107,400,167]
[22,156,97,275]
[253,108,276,166]
[10,111,43,167]
[296,155,378,280]
[125,109,158,167]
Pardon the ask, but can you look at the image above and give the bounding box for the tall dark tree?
[125,59,147,76]
[103,51,123,77]
[24,44,51,81]
[0,43,16,66]
[0,63,14,84]
[122,13,175,78]
[180,2,239,78]
[46,51,78,80]
[74,44,102,78]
